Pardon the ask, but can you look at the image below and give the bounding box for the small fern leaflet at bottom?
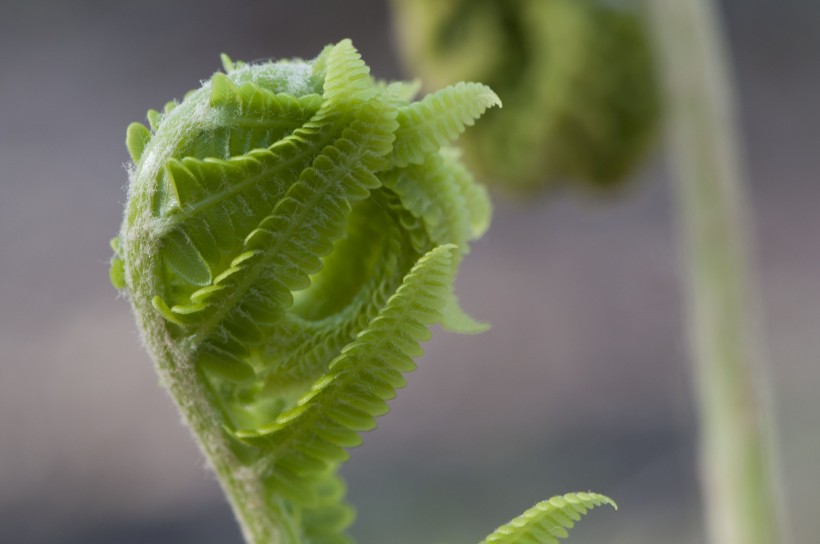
[481,492,616,544]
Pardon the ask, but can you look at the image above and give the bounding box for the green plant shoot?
[110,39,613,544]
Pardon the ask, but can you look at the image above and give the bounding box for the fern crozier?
[111,38,612,544]
[112,39,499,544]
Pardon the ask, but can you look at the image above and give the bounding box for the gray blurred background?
[1,1,817,542]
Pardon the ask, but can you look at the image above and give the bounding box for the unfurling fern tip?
[110,38,611,544]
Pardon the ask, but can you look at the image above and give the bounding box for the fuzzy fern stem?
[124,148,299,544]
[136,293,290,543]
[645,1,787,543]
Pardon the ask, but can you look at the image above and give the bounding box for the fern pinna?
[110,40,612,544]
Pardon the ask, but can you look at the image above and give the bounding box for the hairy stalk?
[128,229,289,543]
[645,1,786,543]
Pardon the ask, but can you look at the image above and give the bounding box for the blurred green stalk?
[645,1,787,543]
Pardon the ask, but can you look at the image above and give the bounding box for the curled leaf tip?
[112,39,496,543]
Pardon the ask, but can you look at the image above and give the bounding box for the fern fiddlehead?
[110,39,612,543]
[392,0,659,193]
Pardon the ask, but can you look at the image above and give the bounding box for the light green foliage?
[111,39,499,543]
[110,39,610,544]
[482,493,616,544]
[393,0,660,193]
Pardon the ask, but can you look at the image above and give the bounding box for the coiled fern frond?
[110,39,611,544]
[392,0,660,193]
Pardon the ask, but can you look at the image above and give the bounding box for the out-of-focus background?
[1,1,817,542]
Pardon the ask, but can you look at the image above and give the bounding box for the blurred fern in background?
[392,0,660,193]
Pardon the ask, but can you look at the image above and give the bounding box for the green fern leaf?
[390,81,501,167]
[235,245,457,490]
[126,122,151,163]
[320,38,373,105]
[481,492,617,544]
